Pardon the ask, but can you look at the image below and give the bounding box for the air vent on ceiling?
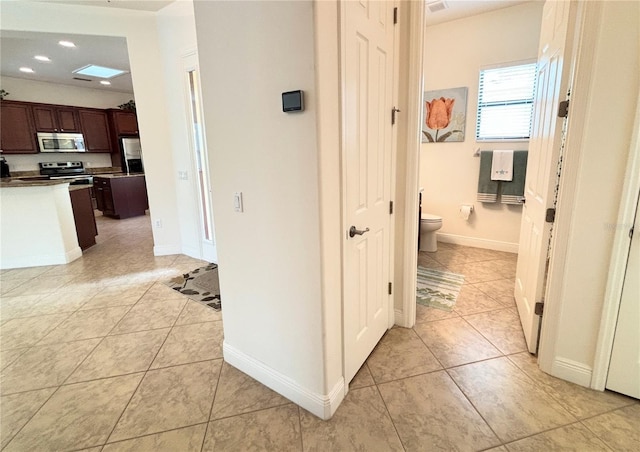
[427,0,448,13]
[73,77,93,82]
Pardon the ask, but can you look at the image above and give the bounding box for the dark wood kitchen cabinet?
[0,101,38,154]
[69,186,98,250]
[94,175,148,219]
[32,104,81,133]
[78,109,111,153]
[109,110,139,136]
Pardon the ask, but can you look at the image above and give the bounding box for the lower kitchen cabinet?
[94,175,148,219]
[69,186,98,250]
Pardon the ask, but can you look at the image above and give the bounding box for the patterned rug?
[416,267,465,311]
[165,263,221,311]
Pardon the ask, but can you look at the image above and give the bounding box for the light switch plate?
[234,192,243,212]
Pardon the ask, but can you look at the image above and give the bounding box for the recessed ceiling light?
[73,64,127,79]
[100,81,111,86]
[59,40,76,48]
[34,55,51,62]
[19,67,35,73]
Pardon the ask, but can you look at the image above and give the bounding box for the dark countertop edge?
[0,179,70,188]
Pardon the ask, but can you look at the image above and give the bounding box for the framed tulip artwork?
[422,87,468,143]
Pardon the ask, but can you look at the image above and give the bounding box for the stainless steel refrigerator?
[121,137,144,174]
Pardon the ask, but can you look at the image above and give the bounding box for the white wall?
[1,1,185,255]
[155,0,210,261]
[544,0,639,384]
[421,2,544,251]
[0,76,133,108]
[194,0,334,416]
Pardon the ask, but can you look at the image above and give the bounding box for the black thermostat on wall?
[282,90,304,112]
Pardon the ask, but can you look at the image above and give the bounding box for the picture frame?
[422,87,468,143]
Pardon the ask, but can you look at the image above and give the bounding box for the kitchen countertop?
[0,179,70,188]
[69,183,93,192]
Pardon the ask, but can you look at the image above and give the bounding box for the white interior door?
[342,0,395,383]
[514,1,574,353]
[606,196,640,398]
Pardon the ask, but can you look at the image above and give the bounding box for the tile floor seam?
[0,380,63,450]
[34,301,136,348]
[100,297,187,448]
[99,360,148,447]
[458,311,514,355]
[296,405,304,452]
[575,401,640,423]
[411,324,449,371]
[200,325,225,451]
[372,381,408,451]
[100,421,209,450]
[442,366,505,447]
[577,419,618,451]
[57,337,108,388]
[502,354,583,424]
[207,400,296,424]
[499,419,595,449]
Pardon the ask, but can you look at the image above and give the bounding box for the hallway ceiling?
[425,0,534,26]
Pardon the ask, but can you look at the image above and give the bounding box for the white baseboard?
[394,308,413,328]
[180,245,201,260]
[0,246,83,270]
[153,245,182,256]
[551,357,593,387]
[223,341,345,420]
[436,232,519,253]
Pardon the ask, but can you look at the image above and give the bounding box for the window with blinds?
[476,62,537,141]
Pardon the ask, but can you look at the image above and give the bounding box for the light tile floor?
[1,216,638,451]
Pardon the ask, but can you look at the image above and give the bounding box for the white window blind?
[476,62,537,141]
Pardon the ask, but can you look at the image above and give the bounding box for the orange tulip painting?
[422,87,467,143]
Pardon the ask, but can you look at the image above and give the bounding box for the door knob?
[349,226,370,238]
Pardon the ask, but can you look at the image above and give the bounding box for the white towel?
[491,150,514,181]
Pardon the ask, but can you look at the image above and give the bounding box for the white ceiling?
[31,0,174,12]
[425,0,533,26]
[1,30,134,93]
[1,0,533,95]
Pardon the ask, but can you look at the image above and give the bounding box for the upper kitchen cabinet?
[109,109,139,136]
[78,109,112,153]
[0,101,38,154]
[32,104,81,133]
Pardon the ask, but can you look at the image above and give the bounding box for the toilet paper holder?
[459,205,474,220]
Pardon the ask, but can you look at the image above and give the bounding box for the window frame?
[475,60,538,142]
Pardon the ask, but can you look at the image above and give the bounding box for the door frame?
[395,0,425,328]
[181,48,217,262]
[591,92,640,390]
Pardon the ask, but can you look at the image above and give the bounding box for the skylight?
[73,64,127,79]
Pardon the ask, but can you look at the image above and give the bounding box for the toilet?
[419,213,443,252]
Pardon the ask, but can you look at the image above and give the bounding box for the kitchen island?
[0,179,82,269]
[94,173,148,219]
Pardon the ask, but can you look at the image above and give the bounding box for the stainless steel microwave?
[37,132,86,153]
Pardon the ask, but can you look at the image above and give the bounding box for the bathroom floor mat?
[416,267,465,311]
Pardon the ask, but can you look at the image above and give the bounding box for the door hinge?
[558,100,570,118]
[535,302,544,316]
[393,7,398,25]
[389,201,394,214]
[630,226,635,239]
[388,282,393,295]
[391,107,401,125]
[545,208,556,223]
